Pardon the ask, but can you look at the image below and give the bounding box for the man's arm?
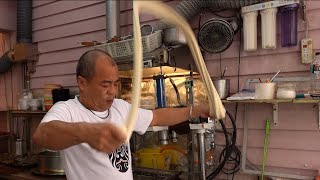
[150,104,209,126]
[32,120,126,153]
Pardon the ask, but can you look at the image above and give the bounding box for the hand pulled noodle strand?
[122,1,226,141]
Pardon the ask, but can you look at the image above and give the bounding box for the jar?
[276,83,296,99]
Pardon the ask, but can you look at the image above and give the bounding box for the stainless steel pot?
[38,150,65,174]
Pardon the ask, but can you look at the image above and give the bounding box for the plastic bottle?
[242,11,258,51]
[310,52,320,96]
[260,7,278,49]
[279,4,299,47]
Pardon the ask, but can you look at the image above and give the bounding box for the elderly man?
[32,49,210,180]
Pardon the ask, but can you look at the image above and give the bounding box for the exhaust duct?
[154,0,264,30]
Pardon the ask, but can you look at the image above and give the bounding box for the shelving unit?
[222,99,320,128]
[7,110,47,154]
[220,99,317,180]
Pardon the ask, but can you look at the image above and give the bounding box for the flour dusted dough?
[122,1,226,141]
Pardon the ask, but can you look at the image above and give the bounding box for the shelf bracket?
[273,103,279,127]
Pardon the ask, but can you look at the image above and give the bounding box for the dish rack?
[95,30,163,58]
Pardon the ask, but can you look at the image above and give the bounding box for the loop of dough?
[122,1,226,141]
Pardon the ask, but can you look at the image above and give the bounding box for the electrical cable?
[206,110,237,180]
[219,145,241,174]
[197,13,203,46]
[219,53,222,78]
[168,77,183,106]
[211,12,242,179]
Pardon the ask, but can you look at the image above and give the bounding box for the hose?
[17,0,32,43]
[0,51,14,73]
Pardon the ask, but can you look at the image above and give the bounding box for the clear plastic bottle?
[311,52,320,97]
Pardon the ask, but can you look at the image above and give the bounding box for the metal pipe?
[106,0,120,40]
[171,130,177,143]
[198,132,206,180]
[159,130,169,145]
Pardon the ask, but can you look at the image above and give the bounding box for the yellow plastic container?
[134,148,170,170]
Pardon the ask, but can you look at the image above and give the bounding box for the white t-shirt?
[40,96,153,180]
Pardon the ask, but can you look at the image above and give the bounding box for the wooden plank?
[205,52,310,78]
[30,74,77,89]
[0,1,16,31]
[33,16,106,42]
[9,32,22,110]
[120,0,175,12]
[306,1,320,10]
[37,30,104,53]
[246,147,320,170]
[0,112,8,132]
[32,0,56,8]
[36,46,89,65]
[31,61,77,78]
[33,1,106,31]
[119,1,179,27]
[32,1,103,20]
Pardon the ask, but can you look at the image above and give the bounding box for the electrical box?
[301,38,313,64]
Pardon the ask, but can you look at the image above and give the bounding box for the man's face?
[80,56,119,111]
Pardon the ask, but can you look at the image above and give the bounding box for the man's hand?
[85,123,127,153]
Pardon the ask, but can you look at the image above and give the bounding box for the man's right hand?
[85,123,127,153]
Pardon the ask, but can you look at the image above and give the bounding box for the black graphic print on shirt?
[107,144,129,173]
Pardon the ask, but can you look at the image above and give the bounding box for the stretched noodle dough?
[122,1,226,141]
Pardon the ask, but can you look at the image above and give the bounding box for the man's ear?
[77,76,87,91]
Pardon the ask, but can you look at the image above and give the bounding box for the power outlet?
[301,38,313,64]
[214,119,222,130]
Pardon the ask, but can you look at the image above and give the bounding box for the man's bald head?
[76,49,116,80]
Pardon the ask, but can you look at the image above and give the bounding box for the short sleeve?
[134,108,153,135]
[116,99,153,135]
[41,102,72,124]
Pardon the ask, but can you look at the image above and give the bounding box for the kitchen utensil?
[276,83,296,99]
[254,83,276,100]
[221,67,227,79]
[163,27,186,46]
[38,150,65,175]
[213,79,230,99]
[270,67,283,82]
